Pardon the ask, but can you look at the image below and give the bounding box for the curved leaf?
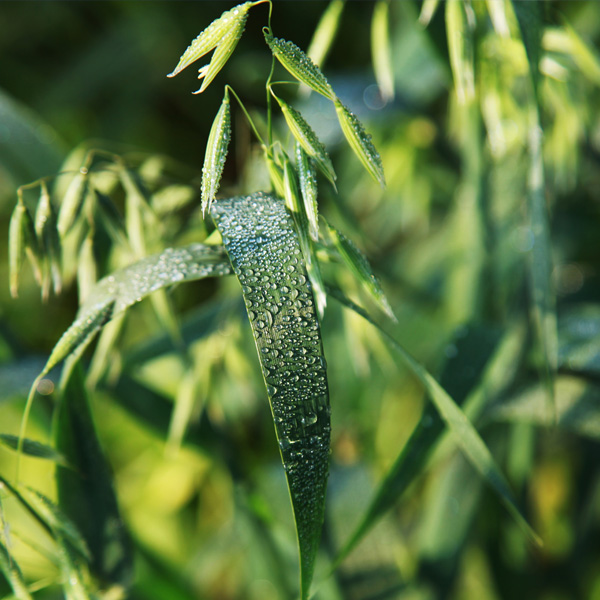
[306,0,344,67]
[274,94,336,185]
[371,1,395,102]
[211,193,330,600]
[39,244,232,378]
[0,541,31,600]
[167,2,253,80]
[334,99,385,187]
[264,29,336,100]
[295,143,319,241]
[0,435,71,468]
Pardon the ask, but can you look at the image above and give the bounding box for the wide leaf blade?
[211,193,330,600]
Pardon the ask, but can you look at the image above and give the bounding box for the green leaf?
[306,0,344,68]
[0,434,71,467]
[0,541,32,600]
[335,323,502,563]
[54,360,133,589]
[328,225,395,321]
[167,2,253,85]
[264,29,336,100]
[201,88,231,215]
[512,0,543,96]
[328,288,542,548]
[445,0,475,104]
[371,1,395,103]
[38,244,231,378]
[273,93,336,186]
[334,99,385,186]
[211,193,331,600]
[295,143,319,241]
[419,0,441,26]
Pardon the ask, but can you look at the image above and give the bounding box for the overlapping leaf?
[334,99,385,187]
[167,2,254,92]
[295,143,319,241]
[9,198,42,298]
[211,193,330,600]
[264,28,336,100]
[273,93,336,186]
[0,435,71,467]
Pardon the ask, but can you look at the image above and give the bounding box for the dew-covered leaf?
[264,29,336,100]
[334,99,385,187]
[328,288,542,547]
[328,226,395,321]
[371,1,395,103]
[55,361,132,589]
[211,193,330,600]
[0,434,71,468]
[39,244,231,378]
[201,88,231,215]
[295,143,319,241]
[167,2,253,80]
[0,540,32,600]
[274,94,336,186]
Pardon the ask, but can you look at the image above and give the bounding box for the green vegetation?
[1,1,600,599]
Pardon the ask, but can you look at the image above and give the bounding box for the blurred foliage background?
[1,1,600,599]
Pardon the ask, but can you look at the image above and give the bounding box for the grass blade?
[201,88,231,215]
[211,193,331,600]
[264,29,336,100]
[54,360,133,589]
[328,288,542,548]
[306,0,344,68]
[0,435,71,468]
[334,99,385,187]
[295,143,319,241]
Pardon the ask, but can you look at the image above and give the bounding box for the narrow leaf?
[419,0,441,27]
[0,435,71,468]
[446,0,475,104]
[39,244,231,378]
[264,29,336,100]
[334,99,385,186]
[9,199,27,298]
[328,225,395,321]
[371,1,395,103]
[55,361,132,588]
[201,88,231,215]
[167,2,253,79]
[0,541,32,600]
[274,94,336,186]
[212,193,331,600]
[328,288,542,547]
[295,142,319,241]
[35,182,62,295]
[306,0,344,68]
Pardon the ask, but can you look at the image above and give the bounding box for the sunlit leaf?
[0,435,71,468]
[167,2,253,80]
[328,288,542,547]
[295,143,319,241]
[328,225,395,321]
[264,28,336,100]
[201,88,231,215]
[212,193,331,600]
[419,0,440,26]
[38,244,231,379]
[0,540,32,600]
[274,93,336,186]
[55,361,132,588]
[371,1,395,103]
[334,99,385,186]
[306,0,344,68]
[446,0,475,104]
[35,182,62,295]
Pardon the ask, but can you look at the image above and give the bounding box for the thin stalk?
[225,85,267,149]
